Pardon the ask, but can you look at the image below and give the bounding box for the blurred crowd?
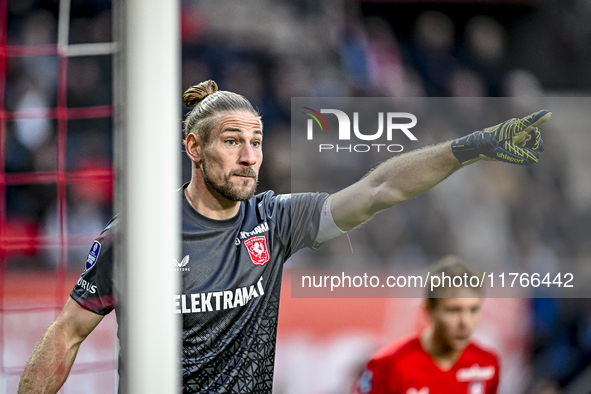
[4,0,591,392]
[5,0,113,269]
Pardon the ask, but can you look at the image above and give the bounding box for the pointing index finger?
[513,110,552,147]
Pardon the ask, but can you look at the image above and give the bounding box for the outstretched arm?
[332,142,459,231]
[18,297,104,394]
[331,110,551,231]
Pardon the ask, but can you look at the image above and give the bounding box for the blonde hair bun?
[183,80,219,108]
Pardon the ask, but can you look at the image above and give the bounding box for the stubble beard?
[201,159,258,202]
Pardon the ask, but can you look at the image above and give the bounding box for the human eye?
[225,138,238,146]
[446,306,461,314]
[252,140,262,148]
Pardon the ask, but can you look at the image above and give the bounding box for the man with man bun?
[19,80,548,393]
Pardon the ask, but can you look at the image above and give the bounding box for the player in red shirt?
[354,257,499,394]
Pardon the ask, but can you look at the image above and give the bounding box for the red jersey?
[354,336,499,394]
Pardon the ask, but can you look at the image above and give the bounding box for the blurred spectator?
[69,11,112,44]
[529,379,562,394]
[20,9,57,46]
[13,95,54,165]
[448,67,487,97]
[364,17,410,96]
[42,157,112,269]
[339,8,371,89]
[410,11,460,96]
[463,16,508,96]
[504,69,544,98]
[222,59,270,116]
[67,56,112,107]
[269,57,313,123]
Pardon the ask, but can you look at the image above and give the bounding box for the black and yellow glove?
[451,110,551,166]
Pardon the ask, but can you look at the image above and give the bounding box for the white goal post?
[114,0,181,392]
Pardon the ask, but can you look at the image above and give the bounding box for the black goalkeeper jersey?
[70,185,328,393]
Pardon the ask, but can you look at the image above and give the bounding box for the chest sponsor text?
[175,276,265,314]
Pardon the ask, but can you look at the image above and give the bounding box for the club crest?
[244,235,270,266]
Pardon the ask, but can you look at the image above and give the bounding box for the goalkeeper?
[18,78,551,394]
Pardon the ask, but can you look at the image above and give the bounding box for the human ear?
[185,133,202,164]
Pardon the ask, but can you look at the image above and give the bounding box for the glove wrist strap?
[451,135,479,165]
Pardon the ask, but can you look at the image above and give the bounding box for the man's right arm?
[18,297,104,394]
[331,110,550,232]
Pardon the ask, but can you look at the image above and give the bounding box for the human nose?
[457,310,469,327]
[239,143,257,166]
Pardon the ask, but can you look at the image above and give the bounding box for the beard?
[201,159,258,202]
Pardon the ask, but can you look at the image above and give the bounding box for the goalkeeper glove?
[451,110,551,166]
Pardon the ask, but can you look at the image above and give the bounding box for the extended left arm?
[331,110,551,231]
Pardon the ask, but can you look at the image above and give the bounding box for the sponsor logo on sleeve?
[85,241,101,271]
[244,235,270,266]
[76,277,97,294]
